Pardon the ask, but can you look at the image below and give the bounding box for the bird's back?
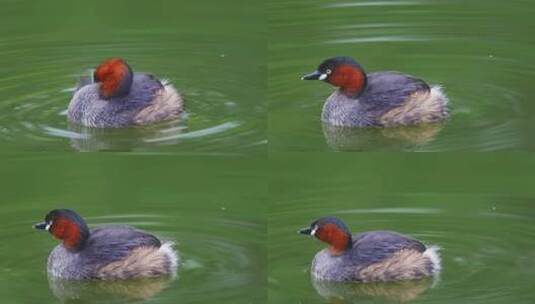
[360,72,430,115]
[349,231,426,268]
[80,225,162,265]
[350,231,436,282]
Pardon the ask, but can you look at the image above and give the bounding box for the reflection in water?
[48,276,174,303]
[62,116,241,152]
[66,120,187,152]
[312,277,434,303]
[322,123,443,151]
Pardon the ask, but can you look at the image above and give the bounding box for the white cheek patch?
[311,226,318,236]
[45,221,52,231]
[318,74,328,81]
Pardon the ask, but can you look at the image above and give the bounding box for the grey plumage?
[47,225,176,280]
[321,72,448,127]
[68,73,182,128]
[311,231,439,282]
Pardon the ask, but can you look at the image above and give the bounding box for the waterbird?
[68,58,183,128]
[302,56,448,127]
[299,216,441,282]
[34,209,178,280]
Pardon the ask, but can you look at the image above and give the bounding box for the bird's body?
[300,217,441,283]
[35,209,178,280]
[310,231,440,282]
[68,58,183,128]
[302,57,449,127]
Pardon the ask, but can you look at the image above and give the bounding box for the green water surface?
[269,0,535,151]
[268,154,535,303]
[0,0,265,153]
[1,0,535,303]
[0,154,266,303]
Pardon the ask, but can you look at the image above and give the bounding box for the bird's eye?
[326,69,332,74]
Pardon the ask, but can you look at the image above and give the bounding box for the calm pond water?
[0,0,265,153]
[2,0,535,303]
[269,0,535,151]
[0,154,266,304]
[268,154,535,303]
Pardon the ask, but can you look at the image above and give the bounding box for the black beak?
[301,70,322,80]
[33,222,47,230]
[91,68,97,84]
[298,227,312,235]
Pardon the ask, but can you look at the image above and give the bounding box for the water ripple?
[325,35,431,44]
[325,1,428,8]
[3,211,263,303]
[144,121,241,143]
[0,33,264,152]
